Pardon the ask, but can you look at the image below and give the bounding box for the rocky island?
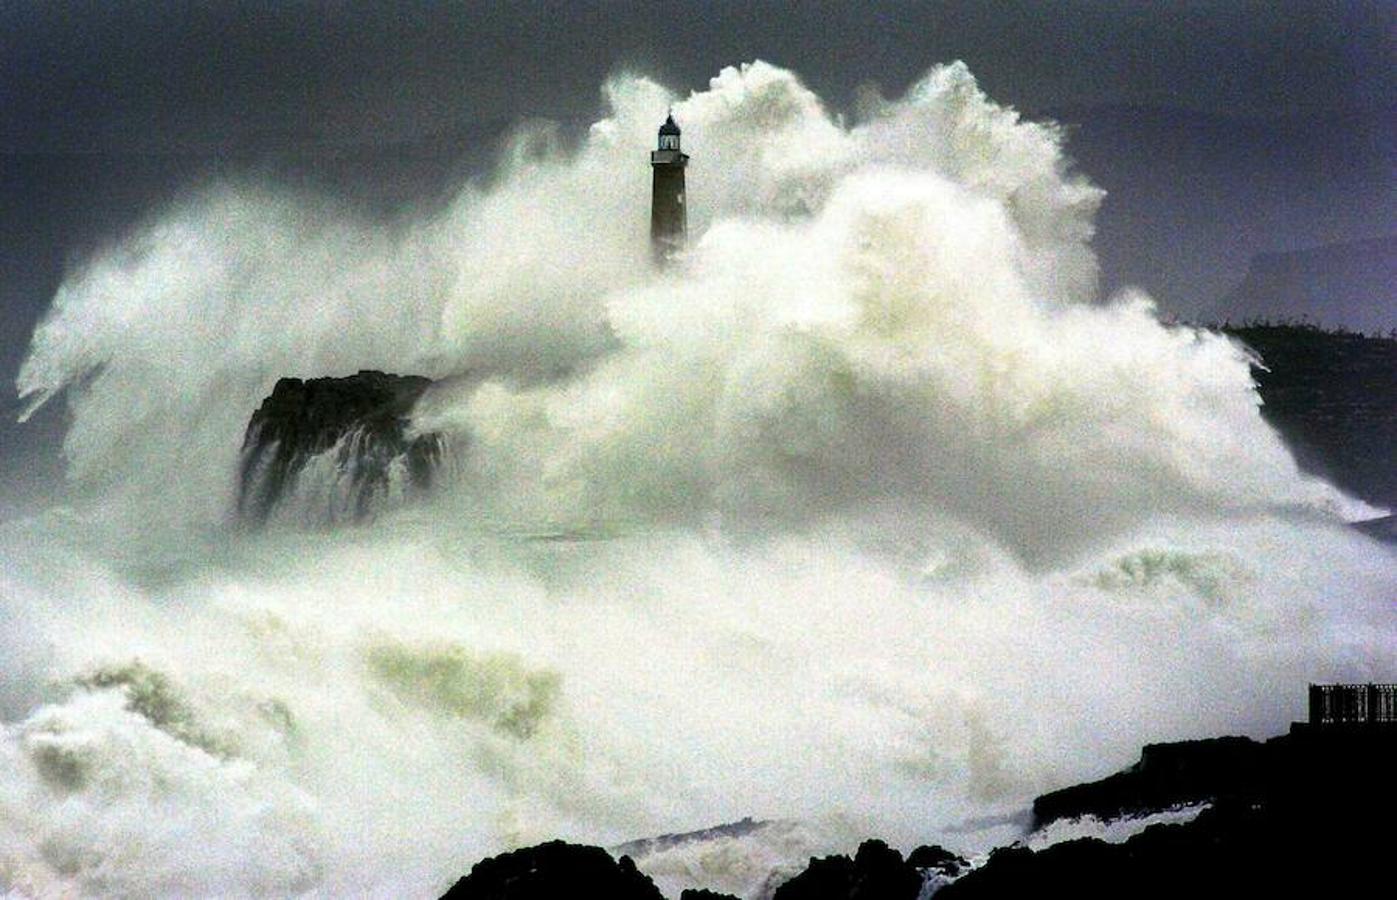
[237,370,443,524]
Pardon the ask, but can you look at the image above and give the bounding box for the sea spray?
[3,60,1394,897]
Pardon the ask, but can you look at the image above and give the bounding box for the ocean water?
[3,61,1394,898]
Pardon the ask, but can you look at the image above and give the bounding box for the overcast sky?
[3,0,1393,153]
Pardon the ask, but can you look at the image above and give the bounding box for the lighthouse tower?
[650,112,688,264]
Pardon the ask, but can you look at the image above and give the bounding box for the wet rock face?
[439,841,665,900]
[946,728,1397,899]
[237,371,442,524]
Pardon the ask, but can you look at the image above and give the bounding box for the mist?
[2,61,1393,898]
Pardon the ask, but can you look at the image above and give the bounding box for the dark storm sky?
[1,1,1394,483]
[3,0,1391,153]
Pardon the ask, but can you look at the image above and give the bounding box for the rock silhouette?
[440,840,664,900]
[441,728,1394,899]
[771,839,965,900]
[944,726,1397,899]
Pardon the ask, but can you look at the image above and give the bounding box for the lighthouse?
[650,112,688,264]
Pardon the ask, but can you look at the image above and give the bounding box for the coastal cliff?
[441,726,1396,899]
[1223,323,1397,509]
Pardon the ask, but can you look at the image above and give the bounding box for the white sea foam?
[1025,803,1212,851]
[3,61,1394,897]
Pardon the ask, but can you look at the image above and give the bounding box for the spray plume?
[3,61,1393,897]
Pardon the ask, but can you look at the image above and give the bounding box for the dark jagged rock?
[237,370,443,523]
[945,727,1397,899]
[679,890,740,900]
[439,729,1396,898]
[1032,735,1263,829]
[1220,324,1397,508]
[905,844,968,877]
[941,800,1371,898]
[440,841,664,900]
[771,840,923,900]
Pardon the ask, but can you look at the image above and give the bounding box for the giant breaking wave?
[3,62,1394,898]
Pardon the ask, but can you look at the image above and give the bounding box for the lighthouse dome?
[659,113,681,136]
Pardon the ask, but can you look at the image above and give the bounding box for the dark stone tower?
[650,112,688,264]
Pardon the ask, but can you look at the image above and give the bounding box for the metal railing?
[1309,683,1397,726]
